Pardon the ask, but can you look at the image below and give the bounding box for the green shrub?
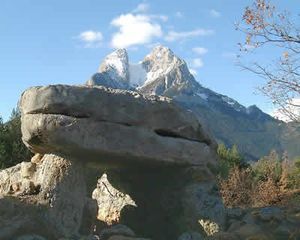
[288,157,300,189]
[0,109,32,169]
[217,143,245,178]
[252,150,282,183]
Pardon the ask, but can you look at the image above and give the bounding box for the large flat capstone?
[20,85,217,167]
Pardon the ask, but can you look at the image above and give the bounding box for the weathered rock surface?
[0,154,89,239]
[182,181,226,233]
[98,224,136,239]
[178,232,205,240]
[92,173,136,224]
[20,84,216,167]
[214,206,300,240]
[107,236,150,240]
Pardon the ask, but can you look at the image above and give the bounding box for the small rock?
[10,182,21,193]
[209,232,239,240]
[99,224,136,239]
[245,233,269,240]
[258,207,284,221]
[199,219,220,236]
[274,225,292,240]
[242,212,256,224]
[21,180,36,195]
[16,235,47,240]
[226,208,244,219]
[31,154,44,164]
[227,220,243,232]
[107,236,150,240]
[21,162,36,179]
[234,224,262,238]
[178,231,204,240]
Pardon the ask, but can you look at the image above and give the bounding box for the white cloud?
[271,98,300,122]
[78,31,103,42]
[175,11,184,18]
[192,58,204,68]
[164,28,214,42]
[133,3,150,13]
[193,47,208,55]
[210,9,221,18]
[110,14,163,48]
[77,31,103,48]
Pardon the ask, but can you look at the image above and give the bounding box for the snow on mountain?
[196,92,208,101]
[100,48,129,82]
[86,45,249,113]
[141,45,180,86]
[87,49,130,89]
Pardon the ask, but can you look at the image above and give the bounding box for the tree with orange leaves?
[237,0,300,121]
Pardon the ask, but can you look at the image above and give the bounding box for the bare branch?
[237,0,300,122]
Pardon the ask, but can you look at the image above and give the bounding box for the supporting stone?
[0,154,89,239]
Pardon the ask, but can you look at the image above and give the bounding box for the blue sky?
[0,0,296,121]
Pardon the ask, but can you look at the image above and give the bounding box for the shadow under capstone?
[95,165,219,240]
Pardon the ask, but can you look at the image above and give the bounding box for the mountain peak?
[138,45,197,96]
[143,45,180,70]
[87,48,130,89]
[146,45,174,59]
[99,48,129,76]
[87,45,197,95]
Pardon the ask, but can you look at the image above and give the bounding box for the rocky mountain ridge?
[87,45,300,160]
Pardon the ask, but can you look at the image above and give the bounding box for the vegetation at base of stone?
[0,109,32,169]
[217,143,247,178]
[218,148,300,208]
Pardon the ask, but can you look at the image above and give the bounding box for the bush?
[219,150,300,208]
[252,150,282,183]
[219,167,253,207]
[0,109,32,169]
[217,143,245,178]
[288,158,300,189]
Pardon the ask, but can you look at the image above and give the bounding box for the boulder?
[99,224,136,239]
[0,154,88,239]
[2,83,221,240]
[20,85,216,167]
[257,207,284,221]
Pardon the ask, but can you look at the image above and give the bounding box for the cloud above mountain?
[110,14,163,48]
[76,3,215,55]
[165,29,214,42]
[77,31,103,48]
[108,3,214,48]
